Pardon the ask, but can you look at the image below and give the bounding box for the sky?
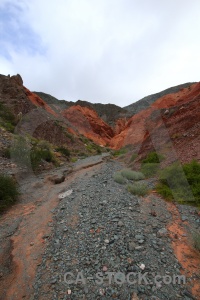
[0,0,200,107]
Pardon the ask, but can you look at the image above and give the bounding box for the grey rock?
[118,221,124,227]
[157,228,168,237]
[128,242,136,251]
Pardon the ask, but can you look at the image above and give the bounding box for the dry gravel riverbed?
[0,156,199,300]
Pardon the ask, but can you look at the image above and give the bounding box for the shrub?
[85,142,102,155]
[113,172,126,184]
[78,152,88,158]
[156,182,174,201]
[30,148,55,170]
[79,135,89,144]
[10,136,30,167]
[142,152,164,164]
[0,174,19,212]
[70,157,78,163]
[191,231,200,251]
[156,160,200,205]
[129,153,137,162]
[121,169,145,181]
[141,152,164,178]
[0,102,16,132]
[3,122,15,132]
[37,140,51,150]
[10,136,57,171]
[96,146,102,154]
[56,146,70,157]
[2,147,11,158]
[112,148,127,157]
[127,183,148,196]
[141,163,159,177]
[86,143,97,153]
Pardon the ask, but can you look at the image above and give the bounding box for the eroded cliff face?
[109,82,200,150]
[0,74,35,115]
[1,73,199,164]
[138,93,200,165]
[24,88,58,117]
[62,105,115,146]
[28,81,200,164]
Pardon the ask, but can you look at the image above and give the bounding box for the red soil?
[167,202,200,299]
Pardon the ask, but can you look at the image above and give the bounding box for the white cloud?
[0,0,200,106]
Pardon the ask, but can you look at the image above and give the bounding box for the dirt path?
[0,155,106,300]
[167,202,200,298]
[0,157,199,300]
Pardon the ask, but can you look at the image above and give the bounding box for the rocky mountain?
[0,73,199,170]
[0,74,112,176]
[1,74,200,300]
[123,82,196,115]
[110,81,200,165]
[34,92,128,126]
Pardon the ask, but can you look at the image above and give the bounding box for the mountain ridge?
[123,82,196,115]
[0,73,199,168]
[34,81,197,125]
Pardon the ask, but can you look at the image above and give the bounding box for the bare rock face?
[0,74,34,115]
[62,105,115,146]
[110,82,200,165]
[11,74,23,86]
[0,72,199,167]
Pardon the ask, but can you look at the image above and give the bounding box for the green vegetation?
[11,136,57,171]
[0,102,16,132]
[10,136,30,166]
[129,153,137,162]
[112,147,127,157]
[141,152,165,178]
[79,135,89,144]
[0,174,19,212]
[2,147,11,159]
[31,148,56,170]
[78,152,88,158]
[31,140,58,170]
[141,163,160,177]
[142,151,164,164]
[127,182,148,196]
[121,169,145,181]
[156,160,200,205]
[56,146,70,157]
[191,231,200,252]
[96,147,102,154]
[86,142,102,154]
[113,172,126,184]
[113,168,148,196]
[70,157,78,163]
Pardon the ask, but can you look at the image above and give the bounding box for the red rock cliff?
[62,105,115,146]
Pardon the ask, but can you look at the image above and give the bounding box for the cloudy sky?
[0,0,200,106]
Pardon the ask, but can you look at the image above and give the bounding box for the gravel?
[32,160,197,300]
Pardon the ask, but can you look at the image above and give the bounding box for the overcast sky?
[0,0,200,107]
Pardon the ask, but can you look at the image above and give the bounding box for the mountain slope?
[110,81,200,164]
[1,73,199,168]
[124,82,196,115]
[34,92,128,126]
